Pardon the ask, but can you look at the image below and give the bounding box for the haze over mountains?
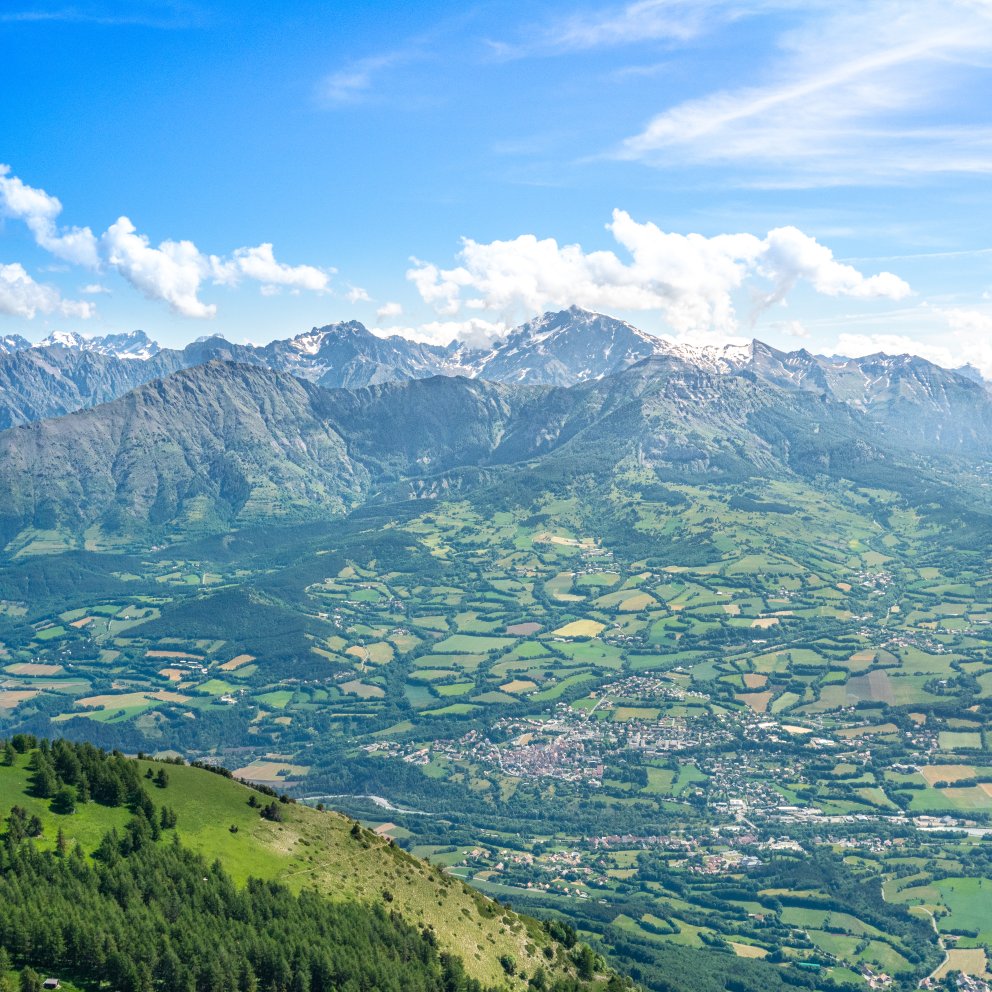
[0,305,989,548]
[0,307,988,433]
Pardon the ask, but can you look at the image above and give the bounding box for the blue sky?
[1,0,991,371]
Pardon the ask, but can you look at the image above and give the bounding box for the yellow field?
[69,616,95,628]
[932,948,990,980]
[500,679,538,694]
[5,662,64,675]
[551,619,605,638]
[534,533,596,548]
[619,593,656,612]
[230,759,310,785]
[146,649,204,660]
[158,668,185,681]
[78,689,190,709]
[743,672,768,689]
[750,617,780,629]
[364,641,395,665]
[0,689,38,709]
[730,943,768,959]
[919,764,976,785]
[737,691,773,712]
[220,653,255,671]
[340,679,385,699]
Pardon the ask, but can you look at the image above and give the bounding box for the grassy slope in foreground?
[0,750,591,991]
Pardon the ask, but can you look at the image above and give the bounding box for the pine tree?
[19,968,42,992]
[51,786,76,816]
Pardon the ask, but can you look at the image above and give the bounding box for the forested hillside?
[0,738,610,992]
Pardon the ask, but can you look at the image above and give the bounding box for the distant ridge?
[0,307,986,433]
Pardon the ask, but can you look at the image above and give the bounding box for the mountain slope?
[261,320,451,388]
[0,361,369,542]
[460,305,665,385]
[3,309,989,449]
[0,741,595,990]
[4,350,984,552]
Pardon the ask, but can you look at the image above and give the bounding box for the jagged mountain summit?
[455,305,667,385]
[1,308,986,435]
[259,319,450,388]
[0,333,31,354]
[38,328,162,359]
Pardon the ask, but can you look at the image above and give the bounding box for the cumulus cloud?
[375,317,505,348]
[0,166,333,319]
[211,243,330,293]
[408,209,910,339]
[346,286,371,303]
[0,164,100,267]
[376,301,403,318]
[0,262,94,319]
[941,308,992,378]
[833,308,992,379]
[102,217,217,319]
[101,220,333,317]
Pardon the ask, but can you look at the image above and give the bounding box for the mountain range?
[0,348,988,548]
[1,307,988,434]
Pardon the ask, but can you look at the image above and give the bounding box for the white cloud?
[491,0,751,58]
[771,319,810,338]
[941,308,992,378]
[211,243,330,294]
[618,1,992,185]
[81,283,110,294]
[833,307,992,378]
[0,262,94,319]
[0,166,334,318]
[102,217,216,319]
[376,301,403,318]
[0,2,202,28]
[0,164,100,266]
[317,51,411,105]
[346,286,371,303]
[408,209,909,339]
[832,333,955,366]
[103,221,333,317]
[376,317,505,348]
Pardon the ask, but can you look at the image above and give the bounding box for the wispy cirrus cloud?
[617,1,992,185]
[489,0,764,59]
[317,50,416,106]
[0,0,203,27]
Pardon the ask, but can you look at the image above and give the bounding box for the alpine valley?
[2,309,992,992]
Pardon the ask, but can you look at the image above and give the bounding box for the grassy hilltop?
[0,741,608,992]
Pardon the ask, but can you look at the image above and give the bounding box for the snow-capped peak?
[0,334,31,355]
[40,330,88,350]
[659,339,754,372]
[37,329,161,360]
